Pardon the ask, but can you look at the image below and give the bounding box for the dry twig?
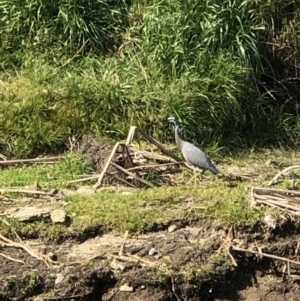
[0,156,62,166]
[125,126,181,162]
[0,188,58,196]
[269,165,300,186]
[92,142,121,189]
[232,245,300,276]
[0,252,24,264]
[119,231,129,257]
[0,233,53,267]
[110,162,154,187]
[61,39,90,67]
[217,226,233,253]
[251,186,300,215]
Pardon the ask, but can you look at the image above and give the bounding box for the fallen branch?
[251,186,300,216]
[92,142,121,190]
[67,174,100,184]
[232,245,300,276]
[125,126,181,162]
[0,188,58,196]
[111,163,154,187]
[106,172,136,188]
[127,161,184,171]
[119,231,129,257]
[0,156,62,166]
[0,252,25,264]
[0,233,53,267]
[269,165,300,186]
[217,226,233,253]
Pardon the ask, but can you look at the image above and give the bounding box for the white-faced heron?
[168,116,219,184]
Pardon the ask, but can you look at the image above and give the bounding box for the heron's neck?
[174,124,183,149]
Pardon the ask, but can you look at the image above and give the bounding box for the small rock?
[50,209,67,223]
[119,283,134,292]
[168,225,177,233]
[263,215,276,229]
[189,227,201,237]
[154,253,162,260]
[55,273,64,285]
[8,206,51,222]
[148,248,157,256]
[110,260,125,271]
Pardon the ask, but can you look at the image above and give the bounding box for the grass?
[0,1,300,157]
[0,154,92,188]
[2,148,298,242]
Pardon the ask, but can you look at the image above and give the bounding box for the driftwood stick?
[133,149,176,162]
[122,144,134,169]
[256,198,299,211]
[127,161,184,171]
[125,126,137,146]
[0,233,51,267]
[106,172,136,188]
[0,156,62,166]
[232,246,300,267]
[119,231,129,257]
[269,165,300,186]
[93,142,121,190]
[0,188,57,196]
[111,163,154,187]
[125,126,181,162]
[136,128,181,162]
[68,175,100,184]
[0,252,25,264]
[253,186,300,197]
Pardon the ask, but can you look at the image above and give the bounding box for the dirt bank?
[1,217,300,301]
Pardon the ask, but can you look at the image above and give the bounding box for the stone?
[8,206,51,222]
[50,209,67,223]
[189,227,201,237]
[148,248,157,256]
[55,273,64,285]
[110,260,125,271]
[119,283,134,292]
[168,225,177,233]
[154,252,162,260]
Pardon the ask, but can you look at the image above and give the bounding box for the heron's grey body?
[168,116,219,175]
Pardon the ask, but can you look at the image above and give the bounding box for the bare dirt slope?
[1,217,300,301]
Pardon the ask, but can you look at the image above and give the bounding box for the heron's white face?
[167,116,176,123]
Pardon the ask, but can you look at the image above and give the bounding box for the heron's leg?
[194,168,197,186]
[187,167,197,185]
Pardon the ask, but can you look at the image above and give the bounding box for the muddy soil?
[1,219,300,301]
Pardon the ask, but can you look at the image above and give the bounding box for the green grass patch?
[1,183,260,241]
[2,149,298,242]
[0,154,91,188]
